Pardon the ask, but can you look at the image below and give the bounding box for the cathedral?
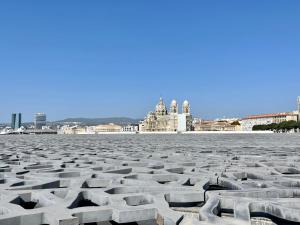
[139,97,193,132]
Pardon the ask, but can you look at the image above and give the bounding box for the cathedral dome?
[183,100,189,107]
[155,97,167,115]
[170,100,178,113]
[182,100,190,114]
[171,100,177,107]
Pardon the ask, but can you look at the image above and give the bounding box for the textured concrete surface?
[0,134,300,225]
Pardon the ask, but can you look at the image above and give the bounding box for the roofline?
[241,112,296,120]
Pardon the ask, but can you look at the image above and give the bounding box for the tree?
[231,121,240,126]
[252,120,300,132]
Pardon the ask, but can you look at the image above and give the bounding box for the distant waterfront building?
[122,124,139,132]
[34,113,47,129]
[241,97,300,131]
[240,112,298,131]
[139,97,193,132]
[93,123,122,133]
[59,123,123,134]
[58,125,90,134]
[11,113,22,130]
[214,118,240,123]
[194,120,240,131]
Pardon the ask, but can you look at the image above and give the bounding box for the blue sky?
[0,1,299,122]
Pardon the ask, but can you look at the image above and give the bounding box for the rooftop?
[242,112,296,120]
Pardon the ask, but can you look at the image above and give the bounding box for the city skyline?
[1,1,300,122]
[1,2,300,224]
[1,95,299,124]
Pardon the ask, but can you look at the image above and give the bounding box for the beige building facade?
[194,120,241,131]
[93,123,122,133]
[59,123,122,134]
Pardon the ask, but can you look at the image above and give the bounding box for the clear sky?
[0,1,299,122]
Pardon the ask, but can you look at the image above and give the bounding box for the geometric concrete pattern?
[1,134,300,225]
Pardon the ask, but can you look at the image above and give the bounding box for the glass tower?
[17,113,22,129]
[11,113,21,130]
[11,113,16,129]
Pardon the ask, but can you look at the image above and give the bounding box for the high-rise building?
[17,113,22,129]
[11,113,22,130]
[34,113,47,129]
[11,113,16,129]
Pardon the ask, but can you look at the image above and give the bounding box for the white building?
[240,112,299,131]
[122,124,139,132]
